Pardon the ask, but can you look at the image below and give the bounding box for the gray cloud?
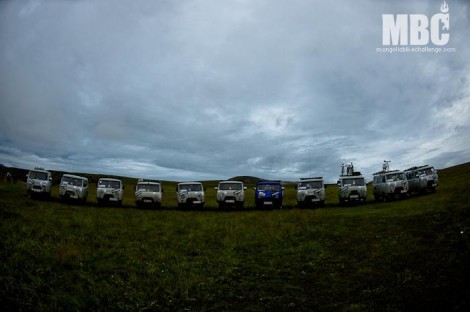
[1,0,469,182]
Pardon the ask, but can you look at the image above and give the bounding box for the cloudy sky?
[0,0,469,182]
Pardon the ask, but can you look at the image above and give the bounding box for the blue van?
[254,181,284,209]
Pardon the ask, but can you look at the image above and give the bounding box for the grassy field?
[1,164,469,311]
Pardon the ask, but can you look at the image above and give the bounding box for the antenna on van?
[347,162,354,175]
[341,162,355,176]
[71,155,76,174]
[309,144,312,178]
[383,160,391,172]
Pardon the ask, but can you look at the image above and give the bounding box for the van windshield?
[99,180,121,189]
[219,183,243,190]
[29,171,48,180]
[342,178,365,186]
[298,181,323,189]
[137,184,160,192]
[257,184,281,191]
[420,168,434,175]
[179,184,202,192]
[62,177,83,187]
[386,173,405,181]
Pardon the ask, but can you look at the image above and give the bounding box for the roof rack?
[373,169,401,175]
[137,179,161,183]
[404,165,431,171]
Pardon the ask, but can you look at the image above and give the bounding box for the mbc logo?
[382,1,449,46]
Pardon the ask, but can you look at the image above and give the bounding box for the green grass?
[1,164,469,311]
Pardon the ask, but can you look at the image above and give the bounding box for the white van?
[26,167,52,198]
[215,181,246,209]
[59,174,88,202]
[405,165,439,194]
[176,182,205,208]
[135,180,163,208]
[337,163,367,205]
[372,161,408,201]
[96,178,124,205]
[296,177,326,207]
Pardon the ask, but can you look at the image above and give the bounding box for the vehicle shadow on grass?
[133,205,282,212]
[24,194,433,212]
[155,204,306,212]
[25,194,134,209]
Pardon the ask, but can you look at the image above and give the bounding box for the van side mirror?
[162,188,164,193]
[294,185,298,190]
[282,187,285,190]
[244,187,247,190]
[324,185,327,189]
[214,187,218,190]
[122,185,125,189]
